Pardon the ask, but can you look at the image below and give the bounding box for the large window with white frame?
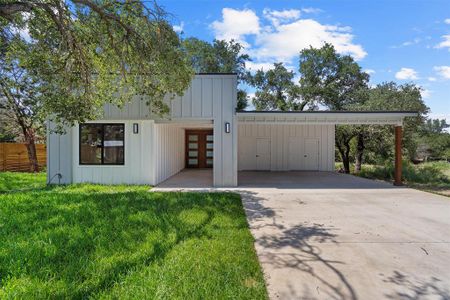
[79,123,124,165]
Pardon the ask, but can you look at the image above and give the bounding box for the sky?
[160,0,449,120]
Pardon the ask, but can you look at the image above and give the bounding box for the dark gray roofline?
[196,72,237,75]
[238,110,419,114]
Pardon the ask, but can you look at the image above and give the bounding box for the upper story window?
[79,124,124,165]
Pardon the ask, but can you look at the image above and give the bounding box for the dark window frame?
[79,123,125,166]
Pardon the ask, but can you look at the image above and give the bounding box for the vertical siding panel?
[213,78,223,186]
[181,84,192,117]
[202,78,213,117]
[192,79,202,117]
[221,78,233,185]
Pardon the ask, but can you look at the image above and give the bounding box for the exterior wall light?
[133,123,139,134]
[225,122,231,133]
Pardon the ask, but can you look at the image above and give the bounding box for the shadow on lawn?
[0,188,248,298]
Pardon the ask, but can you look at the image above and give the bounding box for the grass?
[336,161,450,197]
[0,175,267,299]
[0,171,47,193]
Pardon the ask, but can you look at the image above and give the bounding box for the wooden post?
[394,126,403,186]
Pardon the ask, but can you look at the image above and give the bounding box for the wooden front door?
[185,130,213,168]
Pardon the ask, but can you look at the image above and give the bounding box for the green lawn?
[0,174,267,299]
[0,171,47,193]
[336,161,450,197]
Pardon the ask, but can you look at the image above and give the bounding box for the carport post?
[394,125,403,186]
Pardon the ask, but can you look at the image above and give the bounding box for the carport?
[237,111,417,186]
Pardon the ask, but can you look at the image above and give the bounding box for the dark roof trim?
[195,72,237,75]
[238,110,419,114]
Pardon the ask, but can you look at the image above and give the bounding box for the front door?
[185,130,213,168]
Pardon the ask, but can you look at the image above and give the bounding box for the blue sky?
[160,0,449,120]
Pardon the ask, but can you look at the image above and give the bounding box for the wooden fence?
[0,143,46,172]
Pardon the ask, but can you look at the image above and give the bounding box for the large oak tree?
[1,0,193,130]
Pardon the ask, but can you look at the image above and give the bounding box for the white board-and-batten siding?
[47,74,238,187]
[238,124,335,172]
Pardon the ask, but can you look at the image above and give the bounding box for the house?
[47,74,416,187]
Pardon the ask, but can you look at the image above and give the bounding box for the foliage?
[0,37,46,170]
[297,43,369,172]
[247,62,310,111]
[182,37,250,110]
[298,43,369,110]
[0,171,46,192]
[417,119,450,160]
[346,82,429,164]
[0,182,267,299]
[421,118,449,134]
[0,0,193,130]
[355,161,450,195]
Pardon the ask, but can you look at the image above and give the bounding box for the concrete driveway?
[239,171,450,300]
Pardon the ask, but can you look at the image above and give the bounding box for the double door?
[185,130,213,168]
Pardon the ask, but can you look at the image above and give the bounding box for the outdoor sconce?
[133,123,139,134]
[225,122,231,133]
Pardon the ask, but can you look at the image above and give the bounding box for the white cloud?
[254,19,367,61]
[434,66,450,79]
[211,8,260,46]
[428,77,437,81]
[301,8,323,14]
[395,68,418,80]
[391,38,421,48]
[420,89,432,99]
[435,34,450,50]
[364,69,375,75]
[444,18,450,24]
[263,9,301,26]
[173,22,184,33]
[211,8,367,65]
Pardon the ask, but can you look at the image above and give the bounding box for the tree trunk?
[355,132,365,173]
[23,128,39,173]
[337,143,351,174]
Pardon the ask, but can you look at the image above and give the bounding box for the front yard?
[0,173,267,299]
[337,161,450,197]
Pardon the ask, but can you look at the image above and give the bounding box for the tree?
[0,38,45,172]
[358,83,428,167]
[418,118,450,160]
[1,0,193,129]
[182,37,250,110]
[247,62,310,111]
[299,43,369,110]
[298,43,369,173]
[421,119,449,134]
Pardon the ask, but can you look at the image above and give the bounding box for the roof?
[236,110,418,125]
[238,110,418,115]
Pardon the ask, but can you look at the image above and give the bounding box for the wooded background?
[0,143,46,172]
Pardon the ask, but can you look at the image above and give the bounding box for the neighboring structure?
[47,74,416,187]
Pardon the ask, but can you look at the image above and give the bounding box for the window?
[79,124,124,165]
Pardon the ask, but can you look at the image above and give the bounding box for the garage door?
[288,138,319,171]
[238,124,334,172]
[256,138,271,170]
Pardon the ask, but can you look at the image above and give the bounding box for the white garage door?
[288,138,319,171]
[256,138,271,170]
[238,124,334,171]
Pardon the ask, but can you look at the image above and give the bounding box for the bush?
[358,161,450,187]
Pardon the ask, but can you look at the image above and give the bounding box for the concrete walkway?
[153,170,450,299]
